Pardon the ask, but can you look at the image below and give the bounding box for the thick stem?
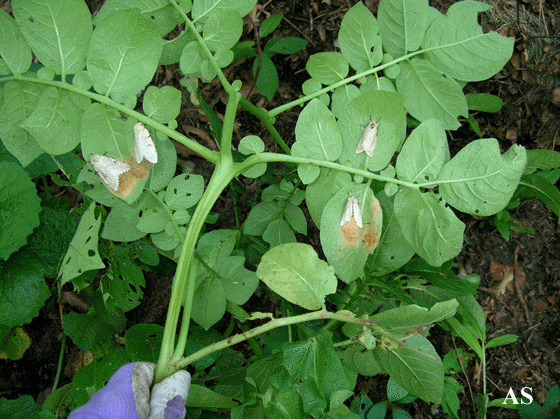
[154,159,236,382]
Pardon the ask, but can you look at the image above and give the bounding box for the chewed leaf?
[438,139,527,216]
[320,184,382,283]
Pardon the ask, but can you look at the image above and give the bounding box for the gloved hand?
[69,362,191,419]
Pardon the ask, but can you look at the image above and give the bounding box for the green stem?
[174,310,400,369]
[154,158,236,382]
[171,261,197,365]
[219,91,241,161]
[168,0,233,95]
[52,334,66,391]
[237,153,424,189]
[269,51,426,117]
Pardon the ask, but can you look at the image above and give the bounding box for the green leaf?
[137,205,167,234]
[0,8,31,74]
[524,149,560,174]
[71,347,129,406]
[165,173,204,210]
[375,334,444,403]
[148,136,178,193]
[338,2,382,73]
[401,259,479,295]
[184,326,222,371]
[13,0,92,75]
[306,52,349,85]
[255,53,279,100]
[0,81,46,166]
[293,98,343,161]
[442,376,462,419]
[0,254,49,327]
[0,162,41,261]
[320,184,383,283]
[0,395,41,419]
[485,334,518,349]
[337,90,406,172]
[331,85,360,120]
[125,323,164,363]
[438,139,527,216]
[161,30,196,65]
[94,0,183,37]
[446,317,483,360]
[102,196,149,242]
[260,14,283,38]
[424,1,514,82]
[87,8,162,103]
[191,0,257,23]
[284,204,307,235]
[367,193,415,276]
[337,345,383,376]
[214,256,259,305]
[265,389,304,419]
[21,88,91,155]
[263,218,296,248]
[186,384,239,409]
[466,93,503,113]
[102,247,145,312]
[378,0,429,57]
[280,330,351,417]
[256,243,337,310]
[517,174,560,221]
[25,207,80,278]
[305,168,353,229]
[265,37,308,55]
[396,119,450,183]
[79,104,132,162]
[180,41,205,75]
[195,230,258,328]
[203,10,243,52]
[396,58,468,130]
[192,275,226,330]
[370,300,458,338]
[63,311,116,352]
[59,202,105,286]
[244,202,283,236]
[239,135,265,155]
[143,86,182,123]
[0,325,31,360]
[394,188,464,267]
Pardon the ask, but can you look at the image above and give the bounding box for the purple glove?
[69,362,191,419]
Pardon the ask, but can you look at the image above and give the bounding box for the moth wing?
[350,196,363,228]
[91,154,131,190]
[340,198,353,227]
[134,122,158,164]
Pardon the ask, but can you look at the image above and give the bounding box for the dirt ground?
[2,1,560,418]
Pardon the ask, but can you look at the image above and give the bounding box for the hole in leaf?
[88,249,96,257]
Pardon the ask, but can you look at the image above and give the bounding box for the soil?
[2,0,560,418]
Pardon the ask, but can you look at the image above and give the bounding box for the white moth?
[91,154,131,190]
[355,118,380,157]
[340,196,363,228]
[134,122,158,164]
